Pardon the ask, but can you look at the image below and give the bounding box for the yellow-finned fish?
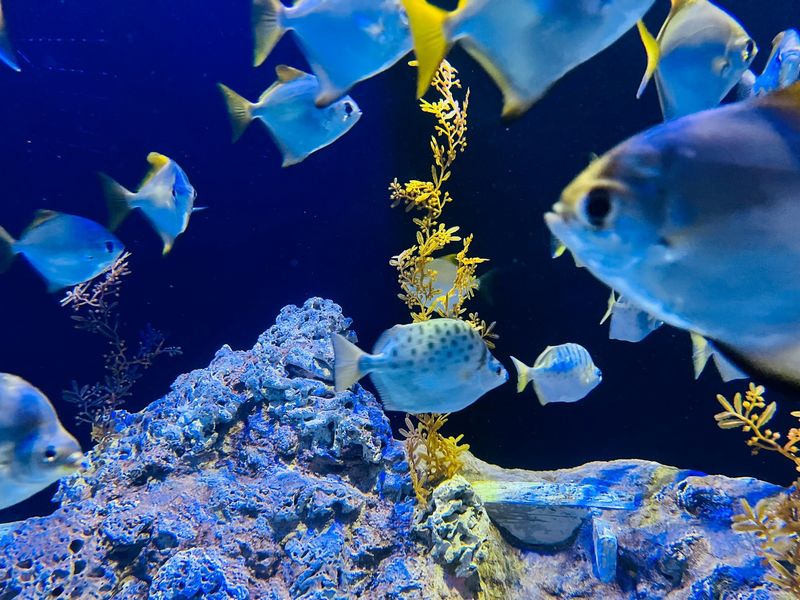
[511,344,602,406]
[545,84,800,388]
[636,0,757,121]
[0,374,83,510]
[100,153,199,255]
[401,0,655,117]
[252,0,411,107]
[331,319,507,414]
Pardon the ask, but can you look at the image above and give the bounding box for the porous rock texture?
[0,298,787,599]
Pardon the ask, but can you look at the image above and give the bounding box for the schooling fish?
[0,211,124,292]
[219,65,361,167]
[252,0,411,107]
[636,0,757,121]
[511,344,602,406]
[0,374,83,510]
[545,84,800,387]
[402,0,655,117]
[600,290,663,343]
[332,319,507,414]
[753,30,800,96]
[100,152,198,255]
[0,0,19,72]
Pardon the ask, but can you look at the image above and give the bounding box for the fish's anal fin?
[401,0,450,98]
[636,20,660,99]
[510,356,532,393]
[690,332,712,379]
[275,64,306,83]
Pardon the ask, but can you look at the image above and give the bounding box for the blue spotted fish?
[252,0,411,106]
[511,344,602,406]
[332,318,507,414]
[218,65,361,167]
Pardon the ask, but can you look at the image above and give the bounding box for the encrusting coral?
[715,382,800,594]
[389,60,495,504]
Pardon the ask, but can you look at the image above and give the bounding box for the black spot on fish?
[391,348,398,357]
[411,348,417,356]
[427,342,434,350]
[446,351,453,359]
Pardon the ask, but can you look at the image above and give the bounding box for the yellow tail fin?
[401,0,451,98]
[331,333,367,393]
[636,20,660,99]
[510,356,532,393]
[218,83,255,143]
[252,0,286,67]
[0,225,17,273]
[98,173,135,231]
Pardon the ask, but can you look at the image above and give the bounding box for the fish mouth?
[64,451,86,471]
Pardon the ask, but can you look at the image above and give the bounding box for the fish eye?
[43,445,58,463]
[494,365,503,376]
[581,188,613,229]
[105,241,115,253]
[743,40,756,61]
[344,102,353,116]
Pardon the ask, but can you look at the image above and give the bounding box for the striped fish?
[511,343,601,406]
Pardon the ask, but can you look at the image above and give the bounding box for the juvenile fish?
[0,0,19,72]
[0,211,124,292]
[511,344,602,406]
[754,30,800,96]
[402,0,655,117]
[636,0,757,120]
[100,152,199,255]
[545,84,800,387]
[0,374,83,510]
[219,65,361,167]
[252,0,412,106]
[332,319,507,414]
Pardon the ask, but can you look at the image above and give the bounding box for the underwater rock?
[0,297,788,599]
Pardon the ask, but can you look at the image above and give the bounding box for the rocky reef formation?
[0,298,786,599]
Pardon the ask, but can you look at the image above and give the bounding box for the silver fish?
[636,0,757,121]
[511,344,602,406]
[100,152,199,255]
[332,319,507,414]
[0,211,124,292]
[253,0,412,107]
[545,84,800,386]
[0,374,83,510]
[219,65,362,167]
[402,0,655,117]
[600,290,663,343]
[754,30,800,96]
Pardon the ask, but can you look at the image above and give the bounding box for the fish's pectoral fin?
[401,0,451,98]
[636,20,660,99]
[0,225,17,273]
[218,83,256,143]
[252,0,286,67]
[191,206,208,213]
[331,333,368,393]
[510,356,532,393]
[98,173,135,231]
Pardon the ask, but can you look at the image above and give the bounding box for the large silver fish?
[545,84,800,386]
[636,0,756,121]
[402,0,655,117]
[332,319,507,414]
[0,374,83,510]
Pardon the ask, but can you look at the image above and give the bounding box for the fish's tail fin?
[636,20,660,99]
[510,356,533,393]
[218,83,255,143]
[99,173,135,231]
[331,333,368,393]
[252,0,286,67]
[0,226,17,273]
[401,0,451,98]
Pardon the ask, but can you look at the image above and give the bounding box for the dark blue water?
[1,0,797,521]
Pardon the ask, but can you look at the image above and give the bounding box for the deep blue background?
[1,0,798,521]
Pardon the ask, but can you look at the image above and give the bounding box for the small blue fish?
[219,65,361,167]
[754,30,800,96]
[0,0,19,72]
[0,373,83,510]
[332,319,507,414]
[0,211,124,292]
[511,344,602,406]
[600,291,663,343]
[252,0,411,106]
[100,152,199,255]
[637,0,757,120]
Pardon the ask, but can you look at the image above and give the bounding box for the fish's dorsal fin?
[139,152,171,188]
[401,0,451,99]
[28,210,60,231]
[600,291,617,325]
[636,20,661,99]
[275,65,306,83]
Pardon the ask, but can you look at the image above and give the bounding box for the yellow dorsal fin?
[600,291,617,325]
[401,0,451,98]
[636,20,661,99]
[275,65,306,83]
[139,152,171,188]
[29,209,60,229]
